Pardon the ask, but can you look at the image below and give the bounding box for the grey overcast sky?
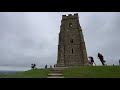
[0,12,120,67]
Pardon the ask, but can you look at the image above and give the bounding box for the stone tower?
[57,13,89,67]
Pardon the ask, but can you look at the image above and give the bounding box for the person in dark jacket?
[45,65,47,68]
[98,53,106,66]
[119,59,120,66]
[31,64,34,69]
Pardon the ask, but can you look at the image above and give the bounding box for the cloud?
[0,12,120,67]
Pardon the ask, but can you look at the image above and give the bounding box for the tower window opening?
[72,48,73,53]
[70,39,73,43]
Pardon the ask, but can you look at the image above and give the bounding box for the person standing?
[119,59,120,65]
[45,65,47,68]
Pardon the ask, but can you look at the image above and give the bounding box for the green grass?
[0,68,51,78]
[1,66,120,78]
[63,66,120,78]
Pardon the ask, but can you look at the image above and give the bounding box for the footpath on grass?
[47,67,67,78]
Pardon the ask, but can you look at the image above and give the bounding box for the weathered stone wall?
[57,13,89,66]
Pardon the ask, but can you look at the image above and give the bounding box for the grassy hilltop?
[0,66,120,78]
[63,66,120,78]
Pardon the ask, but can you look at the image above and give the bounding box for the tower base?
[56,64,66,67]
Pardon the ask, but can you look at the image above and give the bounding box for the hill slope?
[0,68,51,78]
[1,66,120,78]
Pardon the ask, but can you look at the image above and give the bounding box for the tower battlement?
[62,13,78,19]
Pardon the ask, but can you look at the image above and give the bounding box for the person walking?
[98,53,106,66]
[88,56,96,66]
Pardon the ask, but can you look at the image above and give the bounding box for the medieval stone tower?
[57,13,89,67]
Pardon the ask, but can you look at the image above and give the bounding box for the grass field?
[63,66,120,78]
[0,68,51,78]
[1,66,120,78]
